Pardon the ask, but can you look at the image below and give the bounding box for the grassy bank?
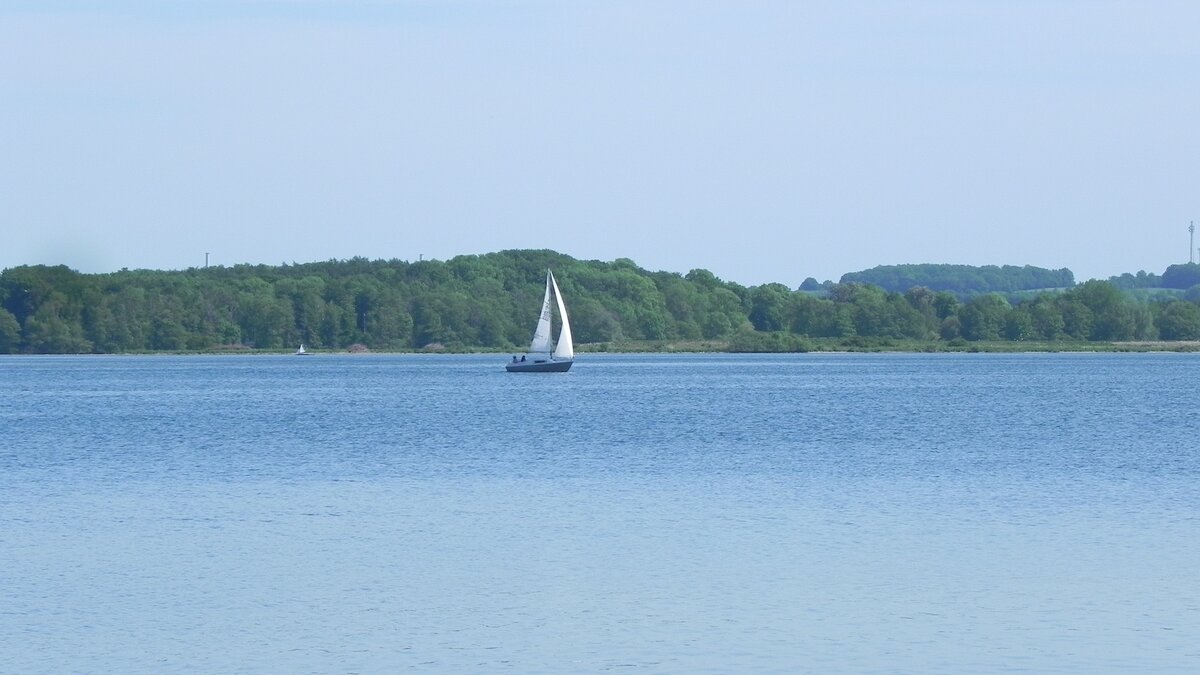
[575,338,1200,354]
[31,338,1198,355]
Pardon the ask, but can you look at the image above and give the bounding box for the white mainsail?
[528,271,554,353]
[550,271,573,360]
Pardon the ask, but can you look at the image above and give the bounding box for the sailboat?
[295,344,308,355]
[506,270,574,372]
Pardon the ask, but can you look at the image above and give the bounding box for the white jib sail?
[550,271,574,360]
[528,271,554,353]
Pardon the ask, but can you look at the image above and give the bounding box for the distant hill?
[1107,270,1162,289]
[840,264,1075,295]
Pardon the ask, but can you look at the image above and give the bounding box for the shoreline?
[5,339,1200,356]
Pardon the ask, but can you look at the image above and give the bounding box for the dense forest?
[840,264,1076,295]
[2,252,1200,354]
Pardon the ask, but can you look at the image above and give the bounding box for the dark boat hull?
[505,359,573,373]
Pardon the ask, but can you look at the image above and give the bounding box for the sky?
[1,0,1198,287]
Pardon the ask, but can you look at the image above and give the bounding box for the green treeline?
[840,264,1076,295]
[1161,263,1200,290]
[2,252,1200,354]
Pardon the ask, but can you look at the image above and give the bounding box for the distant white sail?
[551,271,573,361]
[528,271,554,353]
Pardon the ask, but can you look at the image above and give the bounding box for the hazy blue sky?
[2,1,1197,287]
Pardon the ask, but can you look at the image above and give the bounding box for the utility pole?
[1191,222,1196,264]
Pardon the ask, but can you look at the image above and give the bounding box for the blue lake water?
[1,352,1198,672]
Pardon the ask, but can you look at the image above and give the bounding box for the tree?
[932,292,959,320]
[959,295,1010,341]
[684,268,723,290]
[701,288,746,339]
[748,284,790,331]
[885,294,928,338]
[939,316,962,340]
[830,283,889,336]
[276,276,327,346]
[790,294,852,337]
[22,301,92,353]
[1,250,1178,353]
[1057,296,1094,340]
[1072,280,1134,340]
[149,314,187,350]
[236,278,294,348]
[1161,263,1200,290]
[1026,297,1065,340]
[658,274,704,339]
[1156,301,1200,340]
[1005,307,1034,341]
[904,287,940,337]
[1109,270,1161,289]
[0,307,20,353]
[1130,304,1157,340]
[570,297,623,342]
[799,277,822,291]
[840,263,1074,295]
